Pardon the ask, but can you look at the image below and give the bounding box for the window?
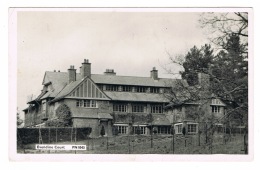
[122,86,132,92]
[113,104,128,112]
[97,85,103,90]
[76,100,97,108]
[76,100,84,107]
[157,126,171,134]
[116,126,127,134]
[174,123,183,134]
[136,86,146,93]
[133,126,146,134]
[151,105,163,113]
[106,85,119,91]
[150,87,160,93]
[212,106,220,113]
[91,100,96,107]
[187,123,198,133]
[132,105,145,113]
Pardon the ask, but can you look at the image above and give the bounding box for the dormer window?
[122,86,132,92]
[136,86,146,93]
[150,87,159,93]
[106,85,119,91]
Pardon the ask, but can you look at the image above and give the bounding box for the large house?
[23,59,230,137]
[24,59,184,137]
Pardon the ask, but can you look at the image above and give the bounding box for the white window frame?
[174,123,183,134]
[187,123,198,134]
[114,124,128,134]
[212,106,220,113]
[212,99,222,105]
[76,99,97,108]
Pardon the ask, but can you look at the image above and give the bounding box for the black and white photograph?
[9,7,252,161]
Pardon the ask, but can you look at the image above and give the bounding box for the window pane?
[188,124,197,133]
[113,104,127,112]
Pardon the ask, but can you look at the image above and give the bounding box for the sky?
[16,9,210,113]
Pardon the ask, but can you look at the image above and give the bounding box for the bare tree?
[199,12,248,53]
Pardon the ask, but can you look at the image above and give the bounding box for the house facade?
[24,59,183,137]
[165,98,228,135]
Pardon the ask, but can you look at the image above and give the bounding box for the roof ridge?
[92,74,178,80]
[45,71,178,80]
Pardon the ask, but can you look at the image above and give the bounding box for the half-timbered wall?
[68,79,107,99]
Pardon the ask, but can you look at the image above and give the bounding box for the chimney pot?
[104,69,116,75]
[84,59,89,63]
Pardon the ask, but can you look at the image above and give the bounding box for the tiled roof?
[104,91,169,103]
[91,74,179,87]
[40,71,83,101]
[52,79,83,101]
[42,72,70,98]
[98,113,113,119]
[40,71,182,102]
[43,71,182,88]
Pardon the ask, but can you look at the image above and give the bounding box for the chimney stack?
[81,59,91,78]
[198,72,210,89]
[150,67,158,80]
[104,69,116,75]
[68,65,76,83]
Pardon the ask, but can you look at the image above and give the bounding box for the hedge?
[17,127,92,145]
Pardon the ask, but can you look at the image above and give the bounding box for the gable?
[211,98,226,106]
[67,78,109,100]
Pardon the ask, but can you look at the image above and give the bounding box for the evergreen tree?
[212,34,248,104]
[181,44,214,86]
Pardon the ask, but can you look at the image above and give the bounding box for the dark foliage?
[181,44,214,86]
[46,104,72,127]
[17,127,92,145]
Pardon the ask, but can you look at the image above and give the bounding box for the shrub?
[46,104,72,127]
